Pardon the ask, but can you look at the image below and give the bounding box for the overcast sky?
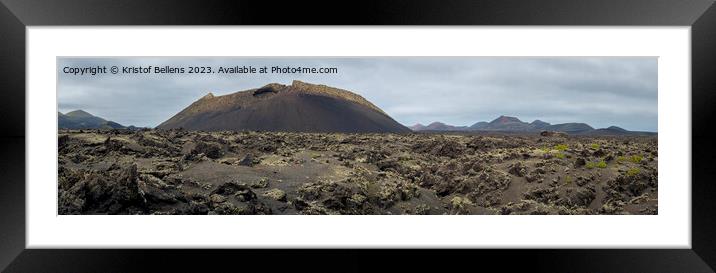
[57,57,657,131]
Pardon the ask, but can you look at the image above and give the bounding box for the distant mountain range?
[58,110,139,130]
[409,115,655,136]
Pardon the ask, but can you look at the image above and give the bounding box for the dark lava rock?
[58,135,70,150]
[212,182,257,202]
[177,201,210,215]
[238,154,255,166]
[540,131,567,137]
[605,172,656,200]
[193,142,223,159]
[558,186,596,208]
[414,139,465,158]
[251,177,269,188]
[604,154,615,162]
[58,164,146,214]
[263,188,287,202]
[523,187,559,204]
[104,137,123,152]
[574,157,586,168]
[508,162,527,177]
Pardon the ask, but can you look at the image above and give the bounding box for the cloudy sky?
[57,57,657,131]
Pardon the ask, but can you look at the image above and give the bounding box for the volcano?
[157,80,411,133]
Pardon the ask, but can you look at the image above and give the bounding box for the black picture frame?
[1,0,715,272]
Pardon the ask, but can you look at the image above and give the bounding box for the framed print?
[1,0,716,272]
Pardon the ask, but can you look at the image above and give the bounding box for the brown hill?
[156,80,411,133]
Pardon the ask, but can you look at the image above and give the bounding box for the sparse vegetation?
[618,155,644,164]
[554,144,569,151]
[565,175,573,185]
[586,160,607,169]
[630,155,644,163]
[627,167,641,176]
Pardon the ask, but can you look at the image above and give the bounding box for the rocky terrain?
[58,129,658,215]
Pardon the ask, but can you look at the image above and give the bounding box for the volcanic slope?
[157,80,411,133]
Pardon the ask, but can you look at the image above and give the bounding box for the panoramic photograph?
[57,57,658,215]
